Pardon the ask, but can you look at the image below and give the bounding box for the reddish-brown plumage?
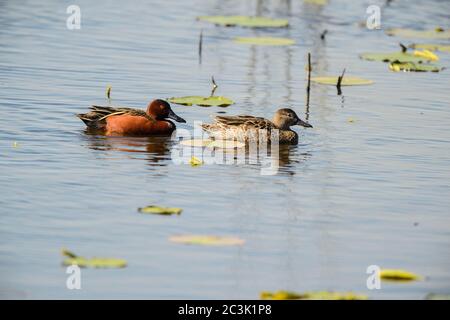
[106,115,175,136]
[78,99,186,136]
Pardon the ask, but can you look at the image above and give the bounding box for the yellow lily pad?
[380,269,421,281]
[408,43,450,53]
[260,290,368,300]
[167,96,234,107]
[61,249,127,268]
[233,37,295,46]
[138,205,182,215]
[389,61,442,72]
[360,52,429,63]
[189,156,203,167]
[179,139,213,147]
[413,49,439,61]
[197,16,289,28]
[169,235,245,246]
[386,28,450,39]
[311,76,373,86]
[207,139,245,149]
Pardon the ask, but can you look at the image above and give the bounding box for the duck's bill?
[297,118,313,128]
[168,109,186,123]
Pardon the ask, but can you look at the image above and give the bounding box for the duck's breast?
[106,115,175,136]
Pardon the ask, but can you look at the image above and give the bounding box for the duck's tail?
[77,105,114,130]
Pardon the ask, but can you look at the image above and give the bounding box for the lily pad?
[61,249,127,268]
[311,76,373,86]
[408,43,450,53]
[360,52,429,63]
[389,61,442,72]
[197,16,289,28]
[168,96,234,107]
[207,139,245,149]
[189,156,203,167]
[138,205,182,215]
[386,28,450,39]
[425,293,450,300]
[260,290,368,300]
[169,235,245,246]
[380,269,421,281]
[179,139,213,147]
[233,37,295,46]
[413,49,439,61]
[304,0,328,5]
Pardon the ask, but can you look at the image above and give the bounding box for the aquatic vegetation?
[408,43,450,53]
[138,205,182,216]
[388,61,442,72]
[169,235,245,246]
[304,0,329,5]
[386,27,450,39]
[167,96,234,107]
[311,76,373,86]
[189,156,203,167]
[61,248,127,268]
[233,37,295,46]
[360,51,429,63]
[425,293,450,300]
[260,290,368,300]
[379,269,421,281]
[197,16,289,28]
[413,49,439,61]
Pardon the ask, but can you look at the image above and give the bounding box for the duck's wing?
[77,105,154,129]
[213,115,275,130]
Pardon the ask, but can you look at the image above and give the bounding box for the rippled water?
[1,0,450,299]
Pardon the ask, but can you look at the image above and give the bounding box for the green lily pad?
[260,290,368,300]
[167,96,234,107]
[138,205,182,215]
[304,0,328,5]
[233,37,295,46]
[408,43,450,53]
[386,28,450,39]
[425,293,450,300]
[360,52,429,63]
[61,249,127,268]
[197,16,289,28]
[389,61,442,72]
[311,76,373,86]
[380,269,421,281]
[169,235,245,246]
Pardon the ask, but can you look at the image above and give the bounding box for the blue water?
[0,0,449,299]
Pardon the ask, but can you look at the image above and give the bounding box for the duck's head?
[273,108,312,130]
[147,99,186,123]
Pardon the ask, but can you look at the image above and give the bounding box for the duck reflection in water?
[82,132,173,166]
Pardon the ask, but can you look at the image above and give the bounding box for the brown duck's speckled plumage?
[201,108,312,144]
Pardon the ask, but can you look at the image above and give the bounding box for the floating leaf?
[389,61,442,72]
[408,43,450,53]
[197,16,289,28]
[168,96,234,107]
[233,37,295,46]
[348,118,355,123]
[207,139,245,149]
[413,49,439,61]
[311,76,373,86]
[386,28,450,39]
[360,52,429,63]
[169,235,245,246]
[189,156,203,167]
[61,248,127,268]
[138,205,182,216]
[13,141,19,148]
[179,139,213,147]
[304,0,328,5]
[425,293,450,300]
[261,290,368,300]
[380,269,421,281]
